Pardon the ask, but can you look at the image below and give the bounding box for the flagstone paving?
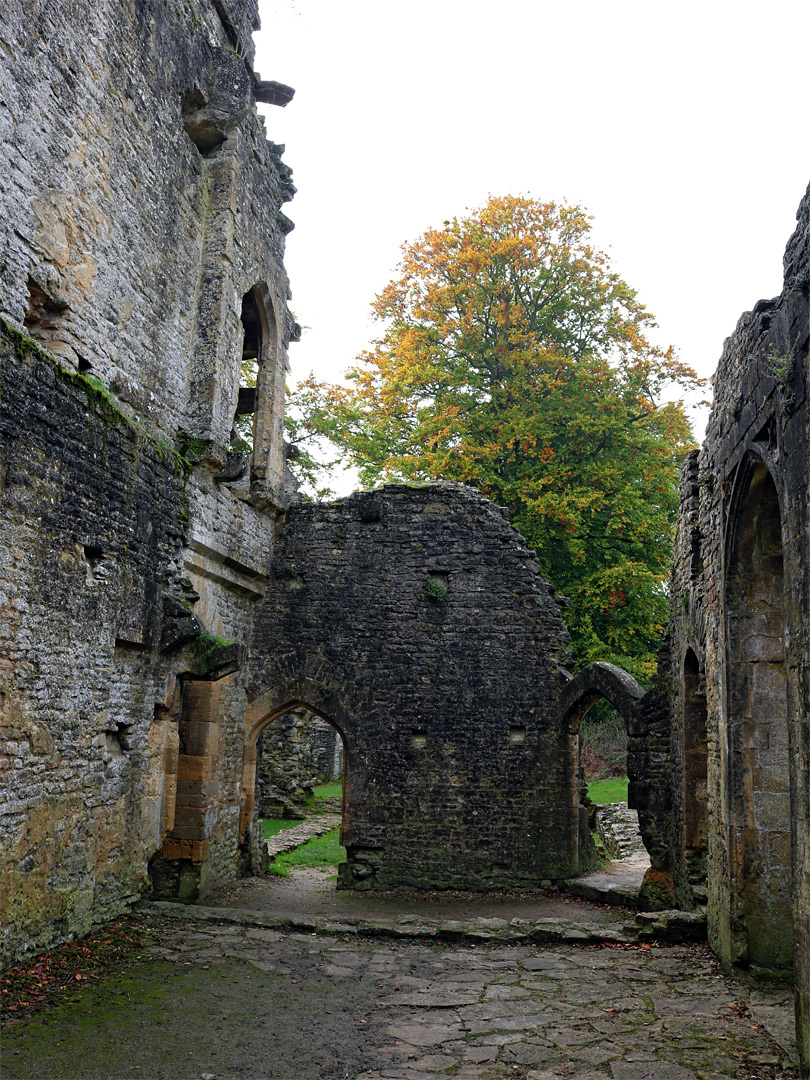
[2,910,798,1080]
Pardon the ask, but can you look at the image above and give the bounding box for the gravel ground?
[203,868,632,925]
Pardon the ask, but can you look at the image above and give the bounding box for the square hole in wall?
[509,725,527,744]
[411,729,427,749]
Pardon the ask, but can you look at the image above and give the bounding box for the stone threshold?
[140,900,706,946]
[563,848,652,907]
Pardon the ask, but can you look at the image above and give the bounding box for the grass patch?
[262,818,300,839]
[304,780,343,815]
[314,781,342,799]
[588,777,629,804]
[269,829,345,877]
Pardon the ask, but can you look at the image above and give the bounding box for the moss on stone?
[638,867,676,911]
[194,631,236,669]
[0,317,54,367]
[1,317,192,480]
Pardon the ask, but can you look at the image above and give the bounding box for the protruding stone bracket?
[160,596,203,653]
[253,80,295,107]
[184,639,243,682]
[560,661,646,732]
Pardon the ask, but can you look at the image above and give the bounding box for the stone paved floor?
[264,813,342,859]
[3,911,798,1080]
[3,812,799,1080]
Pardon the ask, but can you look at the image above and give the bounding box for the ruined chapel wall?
[668,185,810,1069]
[0,0,295,485]
[0,0,297,962]
[0,332,190,966]
[0,333,273,957]
[249,484,583,891]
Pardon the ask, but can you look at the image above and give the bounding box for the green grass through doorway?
[587,777,629,804]
[313,780,342,799]
[268,829,346,877]
[262,818,300,840]
[262,781,343,839]
[305,779,343,815]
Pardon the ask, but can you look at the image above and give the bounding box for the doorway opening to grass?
[255,707,347,879]
[580,701,628,806]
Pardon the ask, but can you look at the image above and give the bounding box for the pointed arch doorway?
[725,460,793,972]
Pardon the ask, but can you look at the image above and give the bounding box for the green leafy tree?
[292,196,702,679]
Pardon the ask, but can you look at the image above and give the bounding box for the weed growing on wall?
[423,577,447,601]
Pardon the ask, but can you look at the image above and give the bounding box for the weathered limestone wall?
[312,717,344,782]
[668,185,810,1072]
[247,484,589,891]
[0,0,296,501]
[0,323,276,959]
[0,0,297,961]
[0,329,189,964]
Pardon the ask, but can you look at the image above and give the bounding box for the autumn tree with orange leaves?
[289,196,702,679]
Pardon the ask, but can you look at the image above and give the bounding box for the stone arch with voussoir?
[240,675,353,852]
[559,662,668,889]
[559,661,646,733]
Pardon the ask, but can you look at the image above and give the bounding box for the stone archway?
[560,661,646,730]
[241,680,352,852]
[725,460,792,972]
[559,662,646,875]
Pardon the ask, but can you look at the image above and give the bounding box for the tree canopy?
[289,196,702,680]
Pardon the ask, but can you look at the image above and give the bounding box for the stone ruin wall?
[311,716,344,783]
[667,185,810,1070]
[0,0,596,961]
[247,484,593,892]
[0,330,188,963]
[0,0,298,963]
[1,0,294,482]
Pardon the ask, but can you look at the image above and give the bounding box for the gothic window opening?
[232,288,262,454]
[226,285,282,499]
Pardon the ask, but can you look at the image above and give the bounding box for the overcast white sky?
[254,0,810,452]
